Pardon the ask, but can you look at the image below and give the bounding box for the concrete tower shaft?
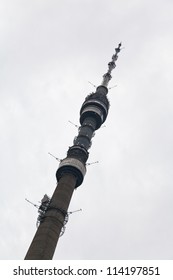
[25,44,121,260]
[56,85,110,188]
[25,174,76,260]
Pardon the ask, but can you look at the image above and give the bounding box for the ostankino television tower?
[25,43,122,260]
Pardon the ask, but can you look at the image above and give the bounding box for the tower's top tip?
[100,42,122,89]
[115,42,122,53]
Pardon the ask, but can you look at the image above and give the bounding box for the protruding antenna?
[25,198,39,209]
[101,42,122,88]
[88,81,97,88]
[48,152,61,162]
[108,85,117,90]
[60,208,82,236]
[68,208,82,215]
[86,161,99,166]
[68,120,79,129]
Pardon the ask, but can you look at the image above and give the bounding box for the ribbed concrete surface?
[25,173,76,260]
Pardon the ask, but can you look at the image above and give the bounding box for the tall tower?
[25,44,121,260]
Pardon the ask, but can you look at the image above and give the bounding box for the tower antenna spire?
[101,42,122,89]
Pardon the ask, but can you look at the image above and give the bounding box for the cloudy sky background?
[1,0,173,260]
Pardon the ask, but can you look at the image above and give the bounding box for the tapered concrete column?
[25,173,77,260]
[25,44,121,260]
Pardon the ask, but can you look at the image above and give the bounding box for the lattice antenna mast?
[101,43,122,89]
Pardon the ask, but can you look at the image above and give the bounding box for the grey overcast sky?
[1,0,173,260]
